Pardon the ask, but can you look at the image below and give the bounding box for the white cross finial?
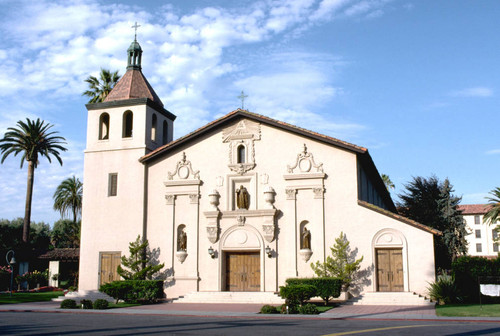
[237,90,248,110]
[132,22,141,40]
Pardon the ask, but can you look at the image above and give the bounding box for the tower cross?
[131,22,141,40]
[237,90,248,110]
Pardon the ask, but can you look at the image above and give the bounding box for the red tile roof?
[104,69,163,106]
[140,109,367,163]
[358,200,441,235]
[458,204,491,215]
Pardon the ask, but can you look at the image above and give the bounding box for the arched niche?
[151,113,157,142]
[99,113,110,140]
[122,110,133,138]
[162,120,168,144]
[299,220,310,249]
[177,224,187,252]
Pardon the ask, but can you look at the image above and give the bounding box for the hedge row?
[452,256,500,303]
[99,280,164,304]
[285,277,341,304]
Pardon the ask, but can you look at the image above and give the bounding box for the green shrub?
[260,304,279,314]
[452,256,500,303]
[279,284,316,306]
[80,299,93,309]
[298,303,320,315]
[286,277,341,305]
[280,303,299,314]
[427,275,461,305]
[100,280,164,304]
[93,299,109,310]
[60,299,77,309]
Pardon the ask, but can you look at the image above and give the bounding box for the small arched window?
[99,113,110,140]
[237,145,245,163]
[162,121,168,144]
[151,113,157,142]
[122,111,133,138]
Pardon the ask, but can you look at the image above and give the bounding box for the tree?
[53,176,83,224]
[439,179,468,261]
[484,187,500,225]
[381,174,395,191]
[0,118,67,244]
[398,176,468,270]
[311,231,363,291]
[51,219,80,248]
[117,235,164,280]
[82,68,121,103]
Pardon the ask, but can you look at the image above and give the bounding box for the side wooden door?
[376,249,403,292]
[99,252,121,286]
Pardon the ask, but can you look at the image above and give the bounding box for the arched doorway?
[220,226,264,292]
[372,229,408,292]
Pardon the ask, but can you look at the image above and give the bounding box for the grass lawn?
[0,292,64,304]
[436,304,500,317]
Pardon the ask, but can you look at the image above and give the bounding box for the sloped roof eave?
[358,200,442,235]
[140,109,367,163]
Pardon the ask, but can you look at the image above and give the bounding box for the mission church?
[78,36,439,303]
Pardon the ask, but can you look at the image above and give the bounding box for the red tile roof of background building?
[458,204,491,214]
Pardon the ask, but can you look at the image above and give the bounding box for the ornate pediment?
[287,144,323,174]
[222,120,261,175]
[167,152,200,180]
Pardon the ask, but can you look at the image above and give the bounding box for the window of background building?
[474,215,480,225]
[494,243,499,253]
[476,243,482,253]
[475,229,481,239]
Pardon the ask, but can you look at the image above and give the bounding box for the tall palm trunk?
[23,161,35,244]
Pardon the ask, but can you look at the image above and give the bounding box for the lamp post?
[5,250,16,297]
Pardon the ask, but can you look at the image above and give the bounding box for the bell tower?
[79,32,176,291]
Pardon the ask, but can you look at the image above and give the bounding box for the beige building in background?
[459,204,499,258]
[79,39,439,301]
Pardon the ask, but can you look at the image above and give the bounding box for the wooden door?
[376,249,403,292]
[225,252,260,291]
[99,252,121,285]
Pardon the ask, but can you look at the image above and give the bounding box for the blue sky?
[0,0,498,224]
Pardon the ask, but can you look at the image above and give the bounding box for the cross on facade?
[237,90,248,110]
[131,22,141,40]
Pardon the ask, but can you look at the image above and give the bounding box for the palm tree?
[82,68,121,103]
[53,176,83,224]
[484,187,500,225]
[381,174,395,191]
[0,118,67,244]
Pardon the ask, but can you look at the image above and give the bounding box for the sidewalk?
[2,301,500,322]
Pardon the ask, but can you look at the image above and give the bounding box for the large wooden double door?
[376,248,404,292]
[225,252,260,291]
[99,252,121,286]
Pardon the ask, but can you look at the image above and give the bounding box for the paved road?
[1,311,500,335]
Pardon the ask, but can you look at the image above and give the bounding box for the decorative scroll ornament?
[165,194,175,205]
[285,188,296,200]
[167,152,200,180]
[262,224,275,243]
[206,226,219,244]
[287,144,323,173]
[237,215,246,226]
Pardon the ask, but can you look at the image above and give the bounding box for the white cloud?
[0,0,393,223]
[450,87,494,98]
[486,149,500,155]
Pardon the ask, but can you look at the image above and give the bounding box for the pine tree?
[439,179,468,262]
[311,231,363,290]
[117,235,164,280]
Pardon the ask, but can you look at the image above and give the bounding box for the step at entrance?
[175,291,284,304]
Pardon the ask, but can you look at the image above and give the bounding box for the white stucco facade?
[79,100,437,297]
[459,204,499,258]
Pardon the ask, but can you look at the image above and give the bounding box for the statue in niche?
[236,185,250,210]
[302,227,311,250]
[178,229,187,251]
